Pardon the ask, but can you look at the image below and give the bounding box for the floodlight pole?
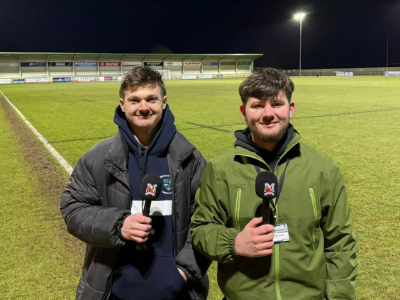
[299,17,303,77]
[294,12,306,77]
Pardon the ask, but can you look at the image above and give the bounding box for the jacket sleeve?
[190,160,241,264]
[60,153,130,248]
[175,150,212,282]
[322,165,359,300]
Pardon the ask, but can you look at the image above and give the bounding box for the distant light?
[294,12,306,20]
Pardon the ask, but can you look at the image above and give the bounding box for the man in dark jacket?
[61,66,209,300]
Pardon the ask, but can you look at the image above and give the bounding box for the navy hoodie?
[112,105,187,300]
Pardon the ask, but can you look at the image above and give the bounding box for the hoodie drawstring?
[138,144,150,213]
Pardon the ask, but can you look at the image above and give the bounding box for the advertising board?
[75,77,94,82]
[0,62,18,67]
[184,62,201,66]
[99,62,121,67]
[203,62,218,66]
[122,62,142,66]
[52,77,71,82]
[220,62,235,65]
[99,77,114,81]
[164,61,182,67]
[0,79,11,84]
[384,71,400,77]
[21,62,46,67]
[182,74,197,79]
[75,62,97,67]
[144,62,163,67]
[48,62,73,67]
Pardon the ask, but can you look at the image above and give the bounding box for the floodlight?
[294,12,306,20]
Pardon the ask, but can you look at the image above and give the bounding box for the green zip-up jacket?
[191,131,359,300]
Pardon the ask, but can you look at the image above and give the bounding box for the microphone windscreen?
[140,174,163,200]
[255,172,278,200]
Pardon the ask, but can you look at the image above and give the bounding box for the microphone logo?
[264,183,275,197]
[145,183,158,197]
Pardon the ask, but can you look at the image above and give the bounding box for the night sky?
[1,0,399,69]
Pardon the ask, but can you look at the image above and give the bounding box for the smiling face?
[119,84,167,141]
[240,90,295,151]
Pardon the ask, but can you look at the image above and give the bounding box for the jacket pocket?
[309,187,320,250]
[79,280,108,300]
[85,247,116,294]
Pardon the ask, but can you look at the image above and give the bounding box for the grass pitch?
[1,76,400,299]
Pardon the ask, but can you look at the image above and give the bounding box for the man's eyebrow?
[146,94,160,98]
[127,94,159,99]
[269,97,285,102]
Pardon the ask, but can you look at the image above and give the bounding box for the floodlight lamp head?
[294,12,306,20]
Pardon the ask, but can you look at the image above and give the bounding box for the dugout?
[0,52,262,81]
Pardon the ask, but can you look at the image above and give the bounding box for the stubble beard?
[249,119,289,145]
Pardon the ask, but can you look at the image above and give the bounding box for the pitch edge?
[0,89,73,175]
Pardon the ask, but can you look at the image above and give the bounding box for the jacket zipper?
[235,188,242,232]
[272,139,300,300]
[238,138,301,300]
[274,198,282,300]
[309,188,319,250]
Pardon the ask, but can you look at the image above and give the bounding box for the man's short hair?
[119,66,166,99]
[239,68,294,104]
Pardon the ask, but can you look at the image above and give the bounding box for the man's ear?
[289,101,295,118]
[119,98,125,112]
[240,105,246,120]
[162,96,167,109]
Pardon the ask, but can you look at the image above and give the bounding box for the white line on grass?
[0,89,73,175]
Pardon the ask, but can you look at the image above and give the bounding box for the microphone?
[140,174,163,217]
[137,174,162,250]
[255,172,278,225]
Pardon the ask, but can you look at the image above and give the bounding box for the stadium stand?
[0,52,262,83]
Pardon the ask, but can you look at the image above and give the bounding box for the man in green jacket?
[191,68,359,300]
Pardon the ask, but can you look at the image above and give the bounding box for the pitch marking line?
[185,122,231,132]
[0,89,73,175]
[185,107,400,132]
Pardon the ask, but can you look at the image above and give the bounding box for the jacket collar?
[234,130,303,166]
[103,132,130,187]
[167,131,196,166]
[103,131,195,179]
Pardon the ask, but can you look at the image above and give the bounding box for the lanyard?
[254,159,291,217]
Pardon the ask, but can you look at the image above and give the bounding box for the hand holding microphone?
[234,172,278,257]
[235,217,275,257]
[121,174,162,248]
[121,213,152,243]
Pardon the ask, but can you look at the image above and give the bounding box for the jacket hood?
[113,104,177,156]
